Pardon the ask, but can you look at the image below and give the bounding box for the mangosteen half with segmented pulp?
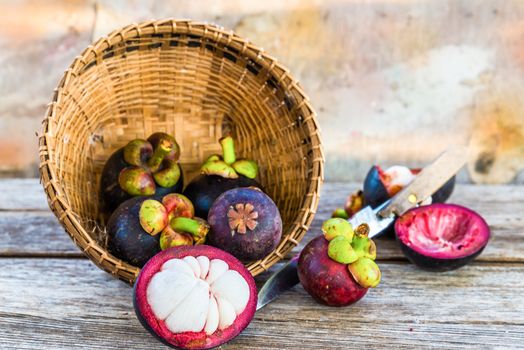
[133,245,257,349]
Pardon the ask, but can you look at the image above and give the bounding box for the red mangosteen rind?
[395,203,490,272]
[298,236,368,306]
[207,188,282,261]
[133,245,257,350]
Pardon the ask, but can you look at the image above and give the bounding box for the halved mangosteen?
[394,203,490,272]
[363,165,456,208]
[133,245,257,349]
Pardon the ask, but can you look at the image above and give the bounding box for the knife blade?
[256,255,299,310]
[256,147,468,310]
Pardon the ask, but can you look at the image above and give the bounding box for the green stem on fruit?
[170,217,210,238]
[232,159,258,179]
[220,135,236,165]
[355,223,370,237]
[201,160,239,179]
[148,138,173,172]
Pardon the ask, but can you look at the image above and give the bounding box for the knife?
[256,146,468,310]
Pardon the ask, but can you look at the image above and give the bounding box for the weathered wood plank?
[1,181,522,264]
[0,179,48,211]
[0,212,78,256]
[0,258,522,349]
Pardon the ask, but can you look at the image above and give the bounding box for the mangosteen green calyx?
[363,165,455,208]
[107,193,209,267]
[100,132,184,213]
[134,245,257,349]
[183,135,261,219]
[207,187,282,261]
[297,218,380,306]
[395,203,490,272]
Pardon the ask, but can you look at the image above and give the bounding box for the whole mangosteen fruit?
[395,203,490,272]
[207,187,282,262]
[298,219,381,306]
[100,132,184,214]
[133,245,257,350]
[183,135,261,219]
[331,190,364,220]
[107,194,209,267]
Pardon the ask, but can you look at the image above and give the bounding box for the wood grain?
[1,180,523,349]
[0,179,48,211]
[0,258,522,349]
[1,181,523,263]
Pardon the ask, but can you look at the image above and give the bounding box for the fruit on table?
[183,135,261,219]
[363,165,455,208]
[107,194,209,267]
[100,132,183,213]
[331,190,363,220]
[298,219,381,306]
[207,187,282,261]
[133,245,257,350]
[395,203,490,272]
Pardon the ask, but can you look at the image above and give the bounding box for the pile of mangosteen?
[100,133,282,349]
[99,133,490,349]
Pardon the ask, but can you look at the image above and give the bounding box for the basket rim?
[39,18,324,284]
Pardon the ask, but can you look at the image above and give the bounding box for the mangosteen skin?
[298,236,368,306]
[107,196,161,267]
[100,149,183,214]
[431,175,456,203]
[183,174,261,219]
[207,188,281,261]
[394,204,490,272]
[363,166,456,239]
[363,166,456,208]
[362,166,390,209]
[396,239,486,272]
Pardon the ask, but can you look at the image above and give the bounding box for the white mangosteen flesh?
[147,256,250,335]
[134,245,257,350]
[383,165,416,192]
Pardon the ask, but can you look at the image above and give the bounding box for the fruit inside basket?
[39,20,323,283]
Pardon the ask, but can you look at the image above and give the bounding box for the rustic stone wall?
[2,0,524,182]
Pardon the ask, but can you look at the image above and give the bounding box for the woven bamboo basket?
[39,19,323,284]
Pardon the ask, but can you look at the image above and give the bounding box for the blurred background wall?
[1,0,524,183]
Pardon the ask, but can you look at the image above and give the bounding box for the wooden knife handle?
[379,146,469,218]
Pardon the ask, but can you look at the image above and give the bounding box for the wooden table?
[1,179,523,349]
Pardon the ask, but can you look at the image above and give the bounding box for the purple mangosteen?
[207,187,282,261]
